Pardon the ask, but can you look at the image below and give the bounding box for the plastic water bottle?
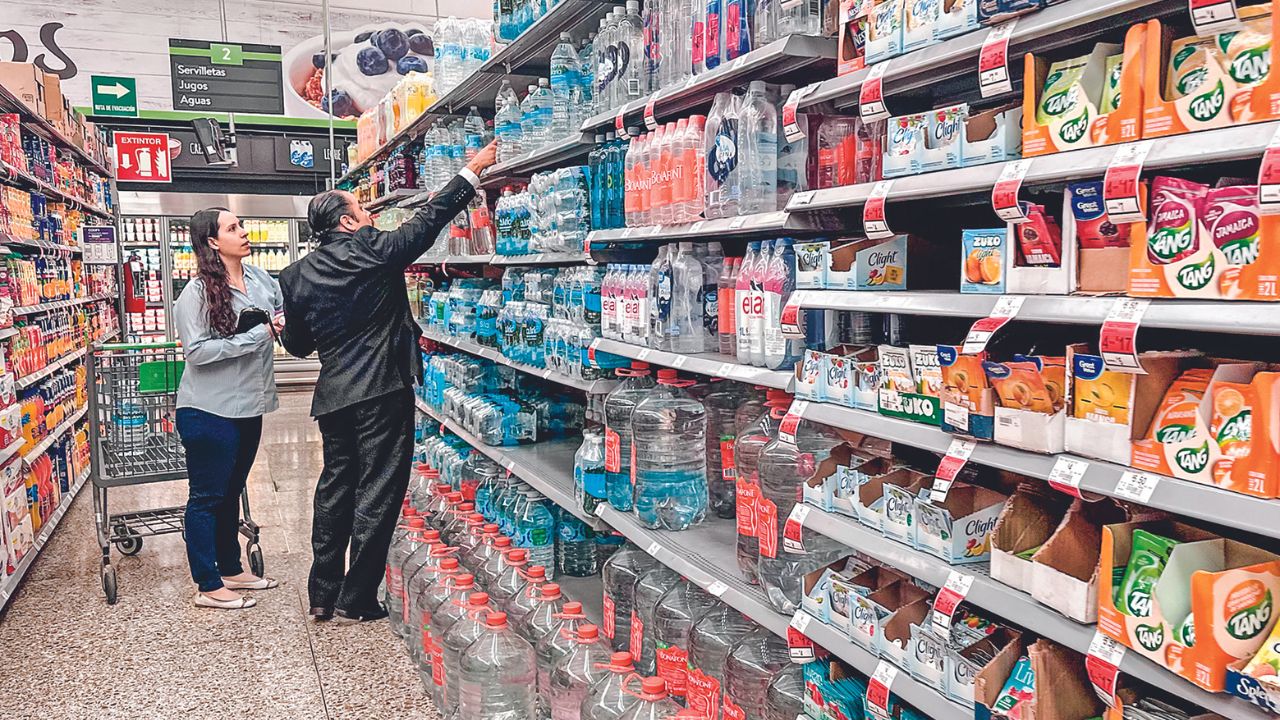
[648,246,673,349]
[632,565,680,674]
[765,665,806,720]
[601,544,658,652]
[551,32,583,140]
[745,241,772,367]
[402,542,452,653]
[723,0,753,61]
[755,0,779,47]
[717,258,738,356]
[454,513,487,566]
[491,548,533,604]
[732,389,787,582]
[387,516,427,637]
[734,243,759,363]
[619,677,681,720]
[465,523,501,571]
[704,0,725,72]
[616,1,646,106]
[596,10,621,108]
[723,630,791,720]
[410,556,461,668]
[702,380,742,520]
[757,416,850,614]
[515,492,557,576]
[739,82,779,215]
[603,362,655,512]
[558,510,599,577]
[460,612,538,720]
[527,78,555,150]
[537,601,591,695]
[687,601,757,720]
[479,536,515,588]
[426,575,480,709]
[653,582,718,702]
[503,564,549,626]
[464,106,488,162]
[762,239,802,371]
[581,652,642,720]
[517,582,567,645]
[496,81,524,162]
[575,428,608,517]
[631,369,707,531]
[550,625,614,720]
[670,243,707,354]
[441,592,495,712]
[705,92,741,219]
[579,34,597,115]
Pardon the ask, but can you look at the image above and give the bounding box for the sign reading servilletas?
[168,38,284,115]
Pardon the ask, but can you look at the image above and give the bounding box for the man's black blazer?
[279,175,476,417]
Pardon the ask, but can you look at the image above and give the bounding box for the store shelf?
[790,289,1280,337]
[590,338,794,390]
[798,0,1178,111]
[799,506,1274,720]
[788,120,1280,214]
[0,161,115,219]
[581,34,838,133]
[414,252,497,265]
[421,326,619,394]
[0,233,81,254]
[795,401,1280,540]
[482,132,594,185]
[553,571,605,626]
[23,405,88,465]
[366,188,421,212]
[0,466,90,611]
[12,293,115,316]
[586,210,831,245]
[0,83,113,176]
[491,252,590,266]
[16,347,86,390]
[0,437,25,466]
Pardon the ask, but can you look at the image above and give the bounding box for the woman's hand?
[271,311,286,335]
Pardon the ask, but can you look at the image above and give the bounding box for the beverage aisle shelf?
[791,289,1280,336]
[415,252,497,265]
[551,572,605,626]
[799,507,1275,720]
[482,132,594,186]
[491,252,591,266]
[787,120,1280,213]
[13,293,115,317]
[797,0,1176,111]
[590,338,794,390]
[0,437,25,466]
[586,210,832,245]
[581,33,838,133]
[0,232,82,254]
[421,326,619,394]
[0,467,90,610]
[796,401,1280,539]
[23,405,88,466]
[16,347,86,390]
[366,188,421,212]
[0,84,112,176]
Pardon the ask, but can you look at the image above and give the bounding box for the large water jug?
[687,602,757,720]
[631,369,707,531]
[601,544,658,652]
[581,651,641,720]
[653,582,718,702]
[632,565,680,674]
[703,380,744,520]
[463,523,502,571]
[558,510,599,577]
[723,630,791,720]
[550,624,614,720]
[765,665,806,720]
[410,556,461,669]
[731,389,788,582]
[517,581,567,645]
[442,592,495,713]
[403,545,454,658]
[387,516,427,637]
[479,536,515,588]
[503,564,548,626]
[459,611,538,720]
[603,362,655,511]
[490,548,533,604]
[427,577,481,710]
[618,677,681,720]
[536,601,591,696]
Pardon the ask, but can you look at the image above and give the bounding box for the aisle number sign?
[113,131,172,183]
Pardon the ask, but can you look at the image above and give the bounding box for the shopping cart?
[88,343,263,604]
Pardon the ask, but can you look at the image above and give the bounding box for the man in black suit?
[280,141,497,621]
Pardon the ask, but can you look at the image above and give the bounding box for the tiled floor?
[0,392,439,719]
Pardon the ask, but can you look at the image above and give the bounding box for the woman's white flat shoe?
[222,577,280,590]
[193,593,257,609]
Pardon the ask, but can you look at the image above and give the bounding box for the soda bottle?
[601,543,658,652]
[687,602,756,720]
[459,611,538,720]
[632,565,680,674]
[581,651,642,720]
[550,624,614,720]
[653,582,717,701]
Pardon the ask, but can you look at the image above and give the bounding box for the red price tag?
[865,661,898,718]
[615,108,626,133]
[1103,140,1154,224]
[777,400,809,444]
[1047,456,1090,498]
[978,19,1018,98]
[782,85,818,144]
[782,504,810,555]
[960,295,1023,354]
[1099,298,1150,373]
[1086,631,1127,708]
[780,296,804,337]
[991,159,1033,222]
[931,438,976,503]
[1189,0,1241,35]
[929,571,974,638]
[644,98,658,131]
[863,180,895,239]
[1259,125,1280,215]
[858,61,892,122]
[787,612,817,663]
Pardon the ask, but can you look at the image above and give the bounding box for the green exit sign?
[91,75,138,117]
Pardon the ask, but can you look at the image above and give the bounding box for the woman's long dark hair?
[189,208,237,337]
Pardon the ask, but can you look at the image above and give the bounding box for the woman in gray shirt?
[173,207,283,609]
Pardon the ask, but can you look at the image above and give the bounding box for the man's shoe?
[309,606,334,621]
[333,606,389,624]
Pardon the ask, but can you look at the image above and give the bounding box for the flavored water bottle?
[575,427,608,517]
[717,257,739,356]
[631,370,707,531]
[491,548,534,604]
[603,362,655,512]
[459,612,538,720]
[581,652,642,720]
[551,32,583,140]
[723,630,791,720]
[503,564,549,625]
[517,581,567,645]
[537,601,591,695]
[745,241,772,367]
[550,625,614,720]
[632,565,680,674]
[618,677,681,720]
[601,543,659,652]
[653,582,718,701]
[705,92,741,219]
[756,415,849,614]
[558,510,599,577]
[761,239,802,371]
[422,572,477,705]
[765,665,806,720]
[703,380,743,519]
[739,82,779,215]
[732,389,788,581]
[687,602,757,720]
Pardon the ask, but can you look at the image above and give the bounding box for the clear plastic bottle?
[479,536,515,588]
[687,602,757,720]
[454,513,487,570]
[387,516,427,638]
[517,581,567,645]
[670,243,707,354]
[631,370,707,531]
[503,563,549,627]
[463,523,502,571]
[761,239,802,372]
[515,492,558,576]
[734,243,759,363]
[575,427,608,518]
[723,630,791,720]
[631,565,680,675]
[765,665,806,720]
[732,389,788,582]
[491,548,534,604]
[411,557,462,672]
[496,81,525,163]
[618,677,681,720]
[551,32,583,141]
[702,380,742,520]
[739,82,779,215]
[603,362,655,512]
[717,257,739,356]
[404,545,455,658]
[616,1,647,107]
[558,510,599,577]
[460,611,538,720]
[427,578,482,710]
[653,582,718,702]
[550,624,614,720]
[537,601,591,696]
[442,592,495,713]
[745,240,772,367]
[580,34,597,115]
[704,92,741,219]
[601,543,658,652]
[581,651,641,720]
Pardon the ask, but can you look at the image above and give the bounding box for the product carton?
[801,559,853,626]
[915,482,1007,563]
[827,234,931,290]
[836,0,868,76]
[909,620,948,692]
[1063,347,1203,465]
[848,580,931,653]
[989,485,1071,592]
[1022,26,1147,157]
[910,607,1019,698]
[802,443,861,512]
[795,240,830,289]
[796,349,826,401]
[959,104,1022,167]
[1228,657,1280,713]
[852,464,927,531]
[933,0,979,41]
[880,472,930,545]
[1098,520,1280,692]
[41,72,66,129]
[883,112,926,177]
[878,344,943,425]
[1065,181,1125,295]
[938,345,996,440]
[821,345,880,409]
[917,104,967,173]
[977,0,1043,24]
[865,0,904,64]
[1029,497,1128,623]
[952,626,1025,708]
[1129,363,1280,498]
[833,455,898,517]
[0,63,46,117]
[880,598,931,667]
[960,228,1007,294]
[984,348,1080,453]
[1025,639,1107,720]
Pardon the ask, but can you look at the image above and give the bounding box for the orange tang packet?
[1208,374,1280,497]
[1130,368,1216,480]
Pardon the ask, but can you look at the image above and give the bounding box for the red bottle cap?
[642,677,667,696]
[486,611,508,628]
[577,624,599,640]
[468,592,489,606]
[541,583,562,599]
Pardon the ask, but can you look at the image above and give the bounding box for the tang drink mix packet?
[1200,184,1262,273]
[1016,204,1062,266]
[1147,176,1209,266]
[1101,53,1125,112]
[1116,529,1181,618]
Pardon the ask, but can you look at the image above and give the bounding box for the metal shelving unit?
[491,252,591,266]
[480,132,594,187]
[414,252,497,265]
[12,293,115,317]
[0,161,113,219]
[16,348,87,390]
[0,467,90,610]
[586,210,833,245]
[421,326,619,394]
[590,338,794,390]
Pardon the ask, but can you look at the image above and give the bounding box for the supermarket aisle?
[0,392,437,720]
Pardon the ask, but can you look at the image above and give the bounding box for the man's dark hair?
[308,190,354,235]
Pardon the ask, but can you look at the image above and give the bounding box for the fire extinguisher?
[123,252,146,314]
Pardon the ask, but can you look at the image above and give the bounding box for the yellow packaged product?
[1072,363,1134,425]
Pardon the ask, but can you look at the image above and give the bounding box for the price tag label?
[930,571,975,638]
[783,504,811,555]
[978,19,1018,98]
[1115,471,1161,504]
[780,299,804,337]
[706,580,728,597]
[792,190,816,207]
[716,362,735,378]
[782,85,818,144]
[646,541,662,557]
[863,180,895,240]
[1190,0,1241,36]
[1086,631,1127,708]
[961,295,1024,354]
[1047,456,1090,498]
[931,438,976,503]
[502,457,516,472]
[1100,298,1150,373]
[865,661,898,719]
[777,400,810,445]
[728,216,749,230]
[991,159,1033,222]
[858,61,892,122]
[637,349,653,362]
[691,220,706,233]
[621,227,636,239]
[1259,124,1280,215]
[787,612,817,663]
[644,98,658,131]
[1103,140,1154,224]
[615,108,627,133]
[583,235,593,254]
[943,402,970,432]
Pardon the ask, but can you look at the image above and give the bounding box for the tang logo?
[1175,254,1217,292]
[1187,80,1226,123]
[1135,623,1165,652]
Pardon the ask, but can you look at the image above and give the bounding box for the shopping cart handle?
[97,342,182,350]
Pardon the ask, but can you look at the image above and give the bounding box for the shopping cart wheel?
[101,563,118,605]
[247,543,265,577]
[115,527,143,556]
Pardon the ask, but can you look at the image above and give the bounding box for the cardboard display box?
[990,484,1072,592]
[915,482,1008,564]
[0,63,46,118]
